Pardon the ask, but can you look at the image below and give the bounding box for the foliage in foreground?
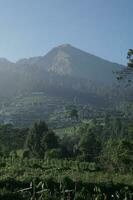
[0,115,133,199]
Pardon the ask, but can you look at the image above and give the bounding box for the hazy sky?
[0,0,132,64]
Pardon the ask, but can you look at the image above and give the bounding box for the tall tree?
[43,131,59,151]
[127,49,133,68]
[78,128,101,162]
[101,138,133,172]
[70,109,79,121]
[116,49,133,84]
[26,121,48,158]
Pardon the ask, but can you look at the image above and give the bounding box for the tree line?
[0,115,133,173]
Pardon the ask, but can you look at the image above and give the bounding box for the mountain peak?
[12,44,123,83]
[58,44,72,48]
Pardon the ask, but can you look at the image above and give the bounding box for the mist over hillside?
[16,44,123,81]
[0,44,124,99]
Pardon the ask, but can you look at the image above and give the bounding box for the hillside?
[0,44,128,127]
[0,44,124,98]
[16,44,123,83]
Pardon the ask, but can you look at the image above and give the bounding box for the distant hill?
[0,44,125,102]
[0,44,130,127]
[16,44,123,83]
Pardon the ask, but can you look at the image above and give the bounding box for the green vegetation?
[0,115,133,199]
[127,49,133,68]
[0,50,133,199]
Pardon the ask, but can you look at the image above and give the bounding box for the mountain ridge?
[15,44,124,66]
[0,44,124,67]
[0,44,124,100]
[11,44,123,83]
[0,44,130,127]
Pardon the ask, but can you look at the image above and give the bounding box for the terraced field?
[0,95,74,127]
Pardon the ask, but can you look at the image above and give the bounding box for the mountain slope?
[16,44,123,83]
[0,44,129,127]
[0,44,125,101]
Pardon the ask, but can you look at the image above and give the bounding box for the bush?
[45,149,62,159]
[0,188,24,200]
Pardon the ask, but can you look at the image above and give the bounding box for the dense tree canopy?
[116,49,133,84]
[26,121,48,158]
[102,138,133,173]
[127,49,133,68]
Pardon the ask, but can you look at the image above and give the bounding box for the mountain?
[16,44,123,83]
[0,44,129,127]
[0,44,125,103]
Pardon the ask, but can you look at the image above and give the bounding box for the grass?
[55,125,80,137]
[0,158,133,186]
[0,158,133,199]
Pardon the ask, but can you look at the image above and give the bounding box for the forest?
[0,114,133,199]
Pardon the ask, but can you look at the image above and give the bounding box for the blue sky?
[0,0,132,64]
